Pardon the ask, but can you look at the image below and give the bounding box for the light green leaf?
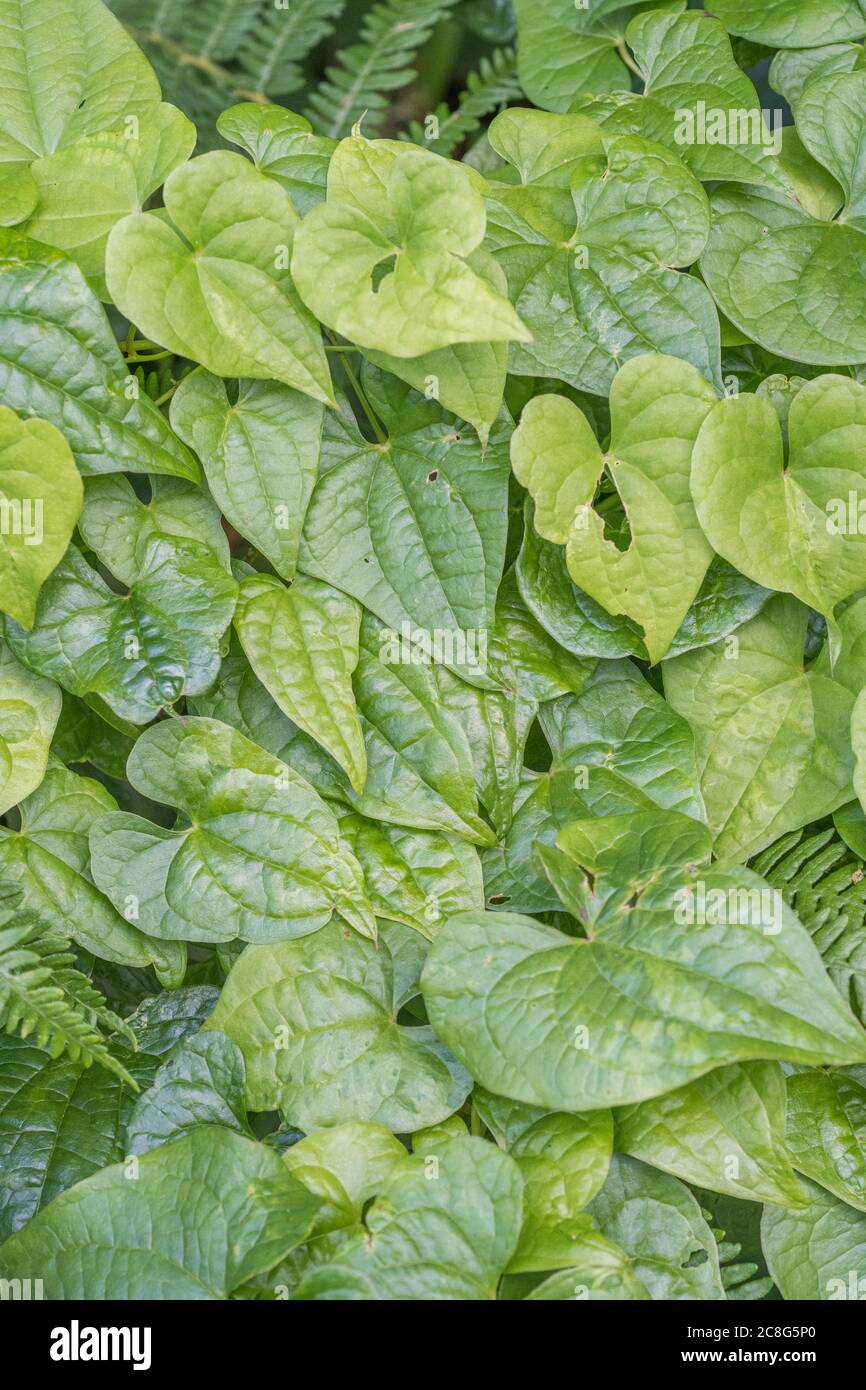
[786,1067,866,1211]
[291,134,529,356]
[516,498,648,659]
[522,1231,651,1300]
[0,406,82,630]
[542,663,706,821]
[339,812,483,938]
[208,919,471,1131]
[475,1088,613,1273]
[701,184,866,365]
[0,642,60,816]
[283,1122,407,1235]
[299,400,511,691]
[625,10,789,191]
[0,166,37,225]
[512,0,639,113]
[710,0,866,48]
[587,1155,724,1300]
[22,103,195,297]
[770,41,864,107]
[796,72,866,227]
[6,539,237,724]
[234,573,366,793]
[295,1136,522,1299]
[616,1062,807,1207]
[664,596,855,861]
[0,0,160,163]
[0,232,199,481]
[762,1178,866,1299]
[778,127,845,223]
[511,393,601,545]
[0,763,164,969]
[422,867,866,1111]
[514,354,717,663]
[362,247,509,445]
[486,114,720,396]
[0,1127,321,1299]
[88,717,377,944]
[691,377,866,618]
[170,369,324,582]
[106,151,333,404]
[78,473,230,587]
[217,103,336,215]
[125,1031,252,1157]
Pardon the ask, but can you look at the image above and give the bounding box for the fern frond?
[306,0,463,140]
[403,45,519,156]
[703,1212,774,1301]
[184,0,262,64]
[752,828,866,1024]
[238,0,347,98]
[0,898,138,1087]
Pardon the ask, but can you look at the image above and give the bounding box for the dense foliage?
[2,0,866,1302]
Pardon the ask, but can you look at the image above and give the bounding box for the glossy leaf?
[208,918,471,1132]
[422,873,866,1111]
[0,1127,321,1299]
[106,152,334,404]
[89,717,376,944]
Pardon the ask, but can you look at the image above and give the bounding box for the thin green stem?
[327,333,387,443]
[153,383,179,408]
[615,38,642,79]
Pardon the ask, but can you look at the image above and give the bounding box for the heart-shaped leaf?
[294,1136,522,1299]
[664,596,854,861]
[106,151,334,404]
[291,134,529,356]
[513,354,717,662]
[6,538,237,725]
[615,1062,807,1207]
[422,867,866,1111]
[0,232,199,481]
[88,717,377,944]
[234,573,366,793]
[0,407,82,630]
[0,1127,321,1299]
[208,919,471,1131]
[0,642,60,817]
[486,112,720,396]
[691,376,866,619]
[171,370,324,583]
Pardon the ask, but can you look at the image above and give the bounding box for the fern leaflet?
[0,886,137,1087]
[403,45,519,155]
[306,0,463,140]
[752,827,866,1025]
[238,0,347,98]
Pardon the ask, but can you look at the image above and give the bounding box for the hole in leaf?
[371,254,397,293]
[427,470,439,483]
[682,1248,709,1268]
[488,894,511,905]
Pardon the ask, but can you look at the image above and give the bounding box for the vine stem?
[615,38,642,78]
[327,333,387,443]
